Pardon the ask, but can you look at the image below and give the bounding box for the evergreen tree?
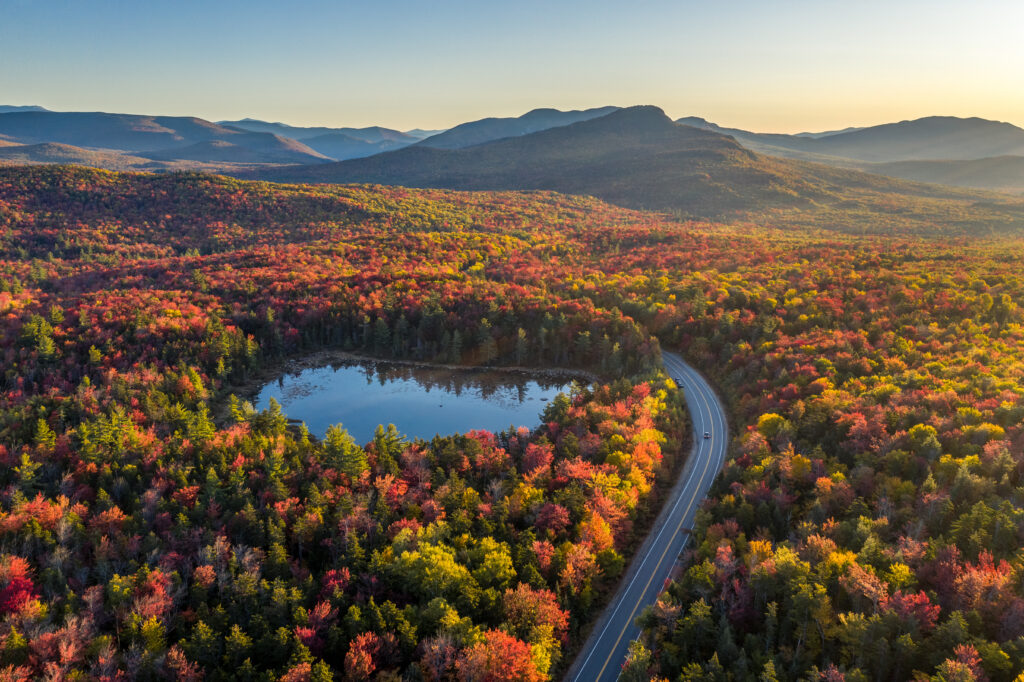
[325,425,368,479]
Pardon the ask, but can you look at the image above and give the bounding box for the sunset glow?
[2,0,1021,131]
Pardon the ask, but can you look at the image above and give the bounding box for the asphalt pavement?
[565,350,728,682]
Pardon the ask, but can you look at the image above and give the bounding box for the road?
[565,350,728,682]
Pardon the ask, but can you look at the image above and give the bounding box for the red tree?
[455,630,542,682]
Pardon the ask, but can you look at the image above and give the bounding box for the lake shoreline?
[219,349,597,439]
[270,349,598,385]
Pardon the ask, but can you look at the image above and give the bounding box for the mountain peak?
[518,108,558,119]
[417,106,623,149]
[246,101,771,216]
[572,105,673,134]
[0,105,49,114]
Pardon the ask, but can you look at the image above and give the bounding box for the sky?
[2,0,1022,133]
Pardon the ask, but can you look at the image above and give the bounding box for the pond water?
[254,359,577,444]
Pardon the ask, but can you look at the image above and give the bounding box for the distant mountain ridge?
[245,105,765,214]
[677,114,1024,161]
[0,106,632,167]
[223,108,626,158]
[0,143,157,171]
[404,128,446,139]
[808,116,1024,161]
[219,108,630,158]
[143,132,329,164]
[0,111,332,166]
[794,126,864,139]
[0,111,331,165]
[0,105,49,114]
[3,105,1023,197]
[0,110,432,164]
[676,115,1024,192]
[217,119,423,160]
[0,111,238,151]
[219,118,421,144]
[416,106,620,149]
[862,155,1024,194]
[245,105,1010,220]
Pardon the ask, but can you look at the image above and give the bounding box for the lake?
[254,359,578,443]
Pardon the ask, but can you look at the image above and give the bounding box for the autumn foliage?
[0,167,683,679]
[2,165,1024,679]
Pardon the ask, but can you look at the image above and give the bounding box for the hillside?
[319,125,417,145]
[678,114,1024,195]
[220,118,420,144]
[679,114,1024,162]
[404,127,446,139]
[0,111,245,151]
[794,125,864,138]
[863,155,1024,194]
[0,142,327,174]
[247,106,817,215]
[143,132,329,164]
[416,105,620,149]
[0,111,338,166]
[298,131,411,160]
[0,142,157,170]
[0,104,49,114]
[245,106,1024,230]
[808,116,1024,161]
[217,119,426,159]
[5,106,1024,225]
[11,108,1024,199]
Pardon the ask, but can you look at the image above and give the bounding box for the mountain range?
[677,115,1024,193]
[863,156,1024,195]
[415,106,620,149]
[217,118,430,160]
[0,106,648,170]
[246,106,798,214]
[0,111,448,168]
[0,106,632,168]
[221,108,625,156]
[2,104,1023,211]
[0,111,333,168]
[0,105,49,114]
[242,106,1024,228]
[679,115,1024,162]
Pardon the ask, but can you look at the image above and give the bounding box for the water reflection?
[255,359,578,444]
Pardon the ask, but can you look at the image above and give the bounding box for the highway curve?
[566,350,728,682]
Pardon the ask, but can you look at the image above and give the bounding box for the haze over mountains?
[0,106,629,169]
[2,103,1024,207]
[0,105,635,169]
[678,115,1024,161]
[248,105,816,214]
[214,108,624,157]
[865,156,1024,196]
[0,105,49,114]
[244,106,1024,229]
[0,111,333,169]
[218,118,429,160]
[415,106,620,149]
[678,115,1024,192]
[0,111,264,152]
[0,110,444,169]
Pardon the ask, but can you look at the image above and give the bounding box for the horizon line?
[2,102,1022,137]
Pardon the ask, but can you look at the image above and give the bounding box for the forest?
[1,166,1023,680]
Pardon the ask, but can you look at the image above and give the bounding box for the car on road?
[703,431,710,439]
